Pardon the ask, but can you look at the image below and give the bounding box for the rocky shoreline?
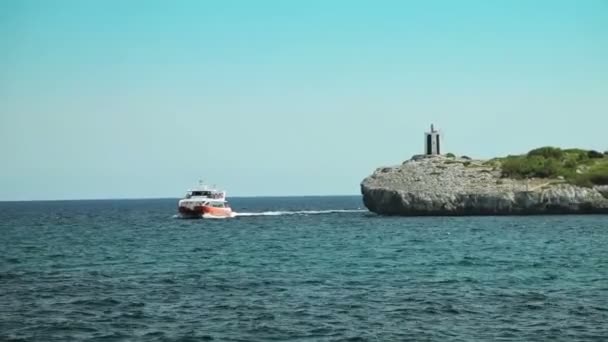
[361,155,608,216]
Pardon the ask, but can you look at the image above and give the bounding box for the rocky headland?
[361,149,608,216]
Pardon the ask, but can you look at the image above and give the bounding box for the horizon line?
[0,194,362,203]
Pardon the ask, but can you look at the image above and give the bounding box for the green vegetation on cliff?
[484,147,608,187]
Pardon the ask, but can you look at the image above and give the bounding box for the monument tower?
[424,124,441,155]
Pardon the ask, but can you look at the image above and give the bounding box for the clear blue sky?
[1,0,607,200]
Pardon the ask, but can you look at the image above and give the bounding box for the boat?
[177,181,234,218]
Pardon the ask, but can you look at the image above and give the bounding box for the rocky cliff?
[361,155,608,216]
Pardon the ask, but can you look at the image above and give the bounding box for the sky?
[1,0,607,200]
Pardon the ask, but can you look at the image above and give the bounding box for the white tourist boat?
[177,181,233,218]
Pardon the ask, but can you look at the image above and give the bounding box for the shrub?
[501,158,526,178]
[528,146,563,159]
[564,163,608,186]
[498,146,608,186]
[569,174,594,188]
[563,148,588,154]
[587,150,604,159]
[563,148,590,162]
[501,155,561,179]
[445,153,456,158]
[536,157,561,178]
[461,155,471,160]
[589,173,608,185]
[587,163,608,185]
[577,153,590,162]
[563,158,578,169]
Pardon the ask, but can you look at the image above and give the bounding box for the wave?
[233,209,367,217]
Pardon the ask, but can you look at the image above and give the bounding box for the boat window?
[191,191,213,197]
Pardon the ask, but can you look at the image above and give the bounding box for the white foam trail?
[233,209,367,217]
[201,213,234,219]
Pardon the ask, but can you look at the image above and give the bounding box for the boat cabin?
[186,190,224,199]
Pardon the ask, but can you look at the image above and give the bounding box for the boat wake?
[233,209,367,217]
[202,213,236,219]
[173,209,367,219]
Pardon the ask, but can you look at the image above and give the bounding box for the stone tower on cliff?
[424,124,441,155]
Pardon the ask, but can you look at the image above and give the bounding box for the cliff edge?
[361,154,608,216]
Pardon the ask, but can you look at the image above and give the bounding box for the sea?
[0,196,607,341]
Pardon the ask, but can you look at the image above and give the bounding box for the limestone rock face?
[595,185,608,199]
[361,155,608,216]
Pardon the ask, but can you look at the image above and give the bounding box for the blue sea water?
[0,196,607,341]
